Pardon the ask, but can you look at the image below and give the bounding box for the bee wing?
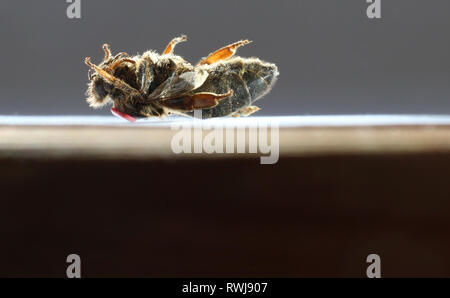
[148,69,209,100]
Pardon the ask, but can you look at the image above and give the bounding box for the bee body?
[85,36,279,121]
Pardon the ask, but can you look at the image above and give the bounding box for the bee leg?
[103,43,111,60]
[162,35,187,55]
[113,52,130,60]
[197,40,251,65]
[231,105,260,117]
[160,90,234,110]
[109,58,136,71]
[85,57,140,95]
[102,44,131,64]
[136,58,154,95]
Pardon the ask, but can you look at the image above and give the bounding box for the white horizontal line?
[1,115,450,127]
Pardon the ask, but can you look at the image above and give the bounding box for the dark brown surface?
[2,153,450,277]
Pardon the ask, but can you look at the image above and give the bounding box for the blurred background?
[0,0,449,116]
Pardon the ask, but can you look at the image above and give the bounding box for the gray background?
[0,0,449,116]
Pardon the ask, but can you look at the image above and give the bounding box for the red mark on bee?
[111,107,136,122]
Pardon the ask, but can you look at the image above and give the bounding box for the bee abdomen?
[195,57,279,118]
[242,58,279,104]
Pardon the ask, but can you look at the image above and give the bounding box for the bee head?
[86,74,114,108]
[84,44,136,108]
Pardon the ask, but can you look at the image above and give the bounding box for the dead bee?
[84,35,279,121]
